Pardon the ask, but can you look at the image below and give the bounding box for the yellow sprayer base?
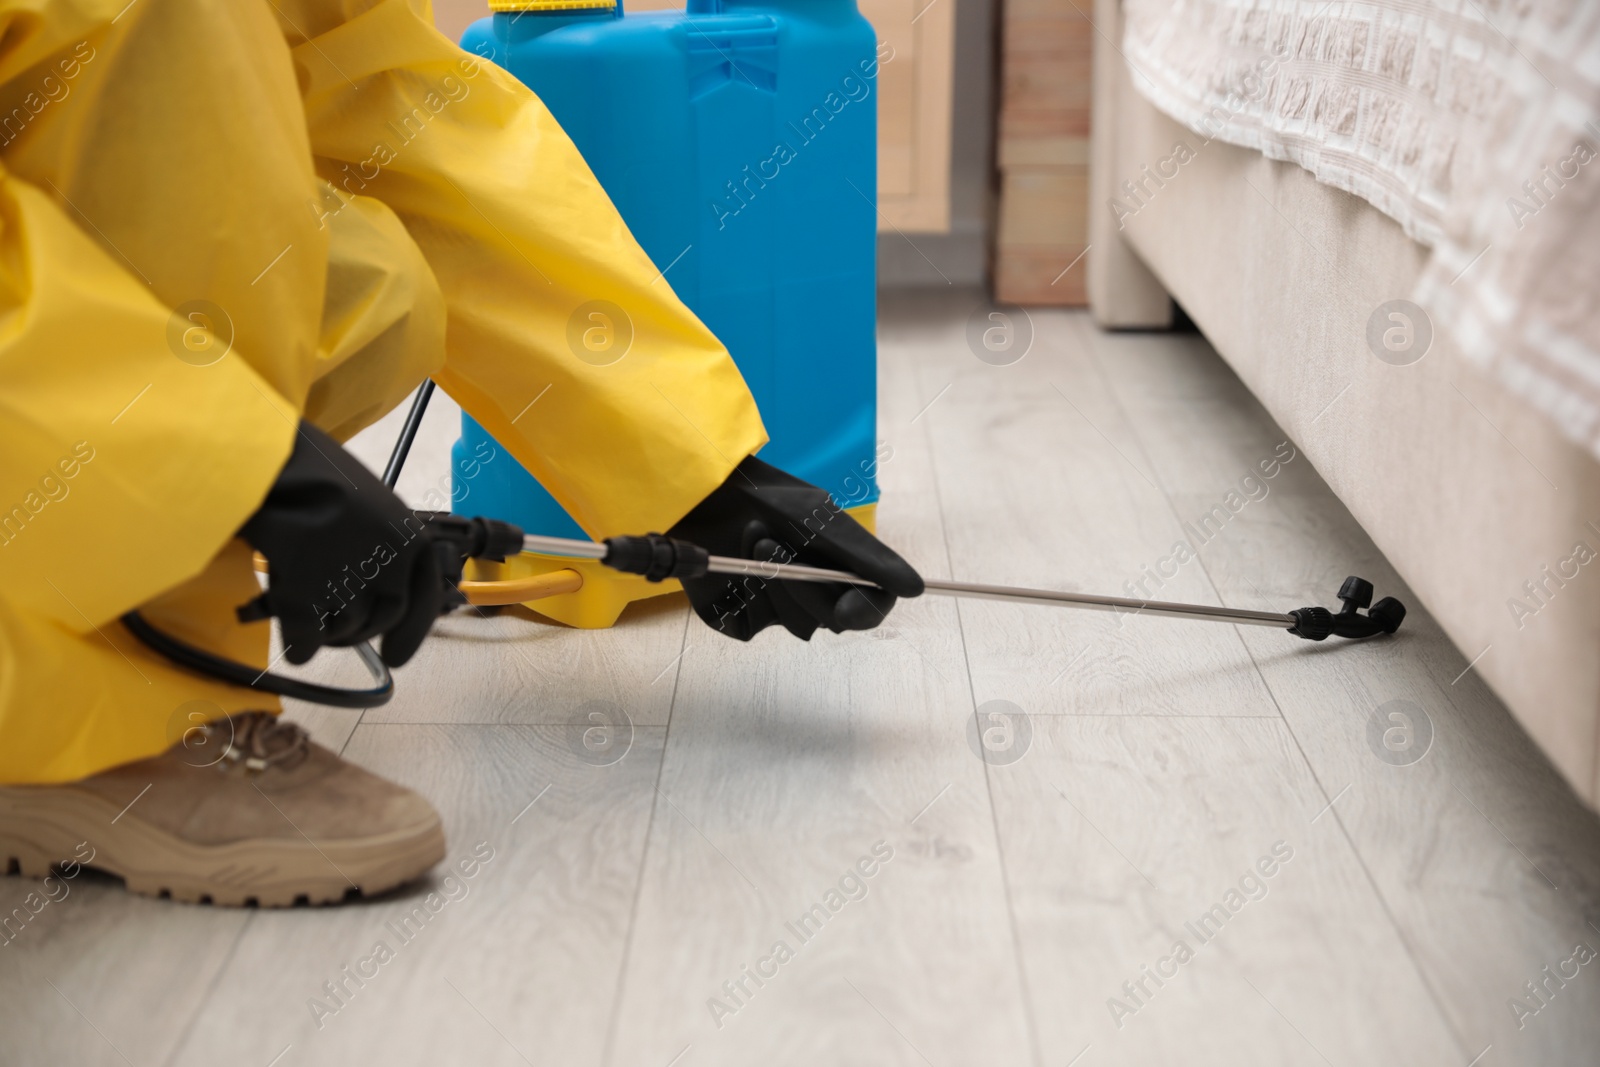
[466,502,878,629]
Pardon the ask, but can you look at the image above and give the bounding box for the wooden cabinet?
[994,0,1091,304]
[857,0,955,232]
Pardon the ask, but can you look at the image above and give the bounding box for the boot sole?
[0,786,446,907]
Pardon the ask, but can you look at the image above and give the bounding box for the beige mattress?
[1088,16,1600,804]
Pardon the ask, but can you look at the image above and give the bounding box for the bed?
[1087,0,1600,805]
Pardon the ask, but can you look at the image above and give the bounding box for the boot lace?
[208,712,312,773]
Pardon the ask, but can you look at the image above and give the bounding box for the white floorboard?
[3,292,1597,1067]
[1084,317,1600,1067]
[170,723,665,1067]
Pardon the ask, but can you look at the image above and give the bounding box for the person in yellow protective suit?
[0,0,921,907]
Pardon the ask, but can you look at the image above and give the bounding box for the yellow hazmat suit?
[0,0,767,784]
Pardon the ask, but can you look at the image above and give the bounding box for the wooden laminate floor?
[5,292,1600,1066]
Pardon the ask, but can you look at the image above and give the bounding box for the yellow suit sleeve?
[285,0,768,538]
[0,170,298,630]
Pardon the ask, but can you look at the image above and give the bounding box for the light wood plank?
[168,723,665,1067]
[11,291,1599,1067]
[1090,324,1600,1066]
[0,880,247,1066]
[894,293,1462,1064]
[987,713,1463,1065]
[352,599,691,729]
[1072,323,1336,505]
[1166,493,1600,1066]
[280,702,364,755]
[604,314,1036,1065]
[894,295,1281,717]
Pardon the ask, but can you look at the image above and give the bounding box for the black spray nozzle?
[420,513,525,562]
[1288,576,1406,641]
[602,533,710,582]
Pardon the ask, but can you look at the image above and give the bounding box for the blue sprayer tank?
[451,0,882,626]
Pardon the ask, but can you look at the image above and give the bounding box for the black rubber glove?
[239,422,461,667]
[668,456,923,640]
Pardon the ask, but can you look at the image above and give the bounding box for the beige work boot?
[0,712,444,907]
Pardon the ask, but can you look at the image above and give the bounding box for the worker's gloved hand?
[668,456,923,640]
[239,422,461,667]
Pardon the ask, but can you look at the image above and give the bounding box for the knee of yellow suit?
[0,189,446,785]
[0,541,283,785]
[303,186,447,442]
